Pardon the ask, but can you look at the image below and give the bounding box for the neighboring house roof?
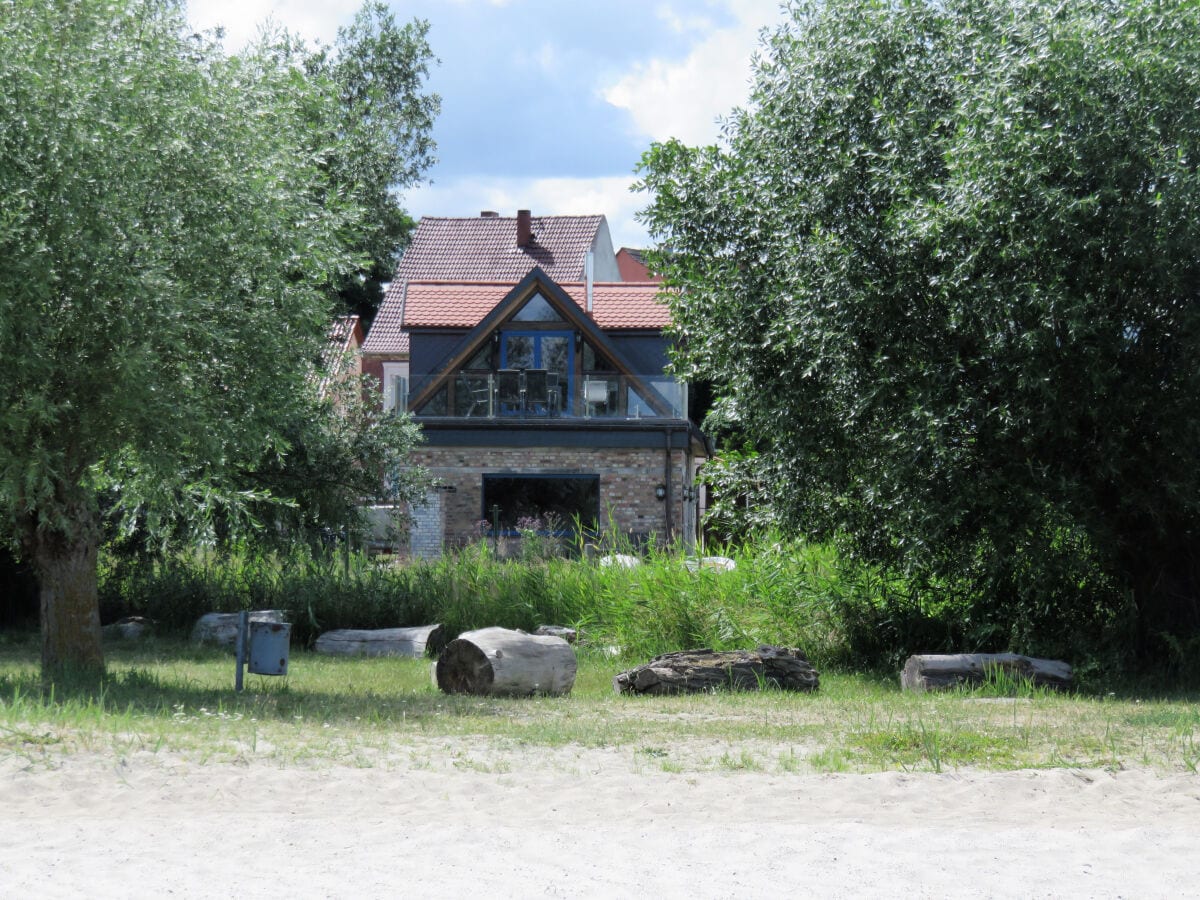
[376,280,668,334]
[616,247,662,282]
[361,283,411,355]
[317,314,363,396]
[396,213,606,282]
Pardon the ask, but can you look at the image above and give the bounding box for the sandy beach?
[2,746,1197,899]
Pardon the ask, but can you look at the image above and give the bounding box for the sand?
[2,745,1198,899]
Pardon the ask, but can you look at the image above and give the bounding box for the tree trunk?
[23,498,104,677]
[434,627,576,696]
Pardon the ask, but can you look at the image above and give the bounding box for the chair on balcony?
[496,369,523,416]
[458,374,492,417]
[524,369,549,416]
[583,378,611,417]
[546,372,561,416]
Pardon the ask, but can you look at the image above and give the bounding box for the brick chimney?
[516,209,533,248]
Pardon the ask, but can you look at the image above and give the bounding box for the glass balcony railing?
[409,370,688,421]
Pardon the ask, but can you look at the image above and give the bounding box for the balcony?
[410,370,688,422]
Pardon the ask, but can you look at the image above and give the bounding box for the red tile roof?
[362,281,669,354]
[401,281,513,328]
[585,283,669,329]
[396,215,605,282]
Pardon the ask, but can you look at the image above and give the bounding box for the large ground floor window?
[482,474,599,533]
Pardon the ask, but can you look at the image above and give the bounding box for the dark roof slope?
[396,215,604,282]
[361,283,410,355]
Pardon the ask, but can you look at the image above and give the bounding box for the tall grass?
[101,535,927,668]
[115,532,1129,680]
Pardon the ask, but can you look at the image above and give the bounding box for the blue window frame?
[500,330,574,414]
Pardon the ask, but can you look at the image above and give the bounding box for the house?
[615,247,662,282]
[362,211,708,557]
[362,210,620,422]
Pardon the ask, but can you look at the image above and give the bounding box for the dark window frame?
[481,473,600,535]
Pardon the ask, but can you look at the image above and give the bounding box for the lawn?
[2,633,1198,776]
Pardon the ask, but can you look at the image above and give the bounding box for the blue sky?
[187,0,787,248]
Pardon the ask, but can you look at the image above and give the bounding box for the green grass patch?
[2,638,1199,775]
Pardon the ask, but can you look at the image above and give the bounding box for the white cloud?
[603,0,784,146]
[655,2,717,35]
[185,0,360,49]
[404,175,654,250]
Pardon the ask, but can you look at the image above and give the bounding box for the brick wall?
[408,488,446,559]
[409,444,692,547]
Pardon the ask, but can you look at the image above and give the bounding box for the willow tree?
[639,0,1200,662]
[0,0,390,675]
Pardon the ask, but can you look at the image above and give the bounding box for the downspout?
[663,427,675,544]
[585,251,595,313]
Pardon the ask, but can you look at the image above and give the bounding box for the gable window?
[510,292,564,323]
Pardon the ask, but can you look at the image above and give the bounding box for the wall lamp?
[654,484,667,501]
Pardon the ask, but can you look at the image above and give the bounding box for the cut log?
[313,625,444,658]
[191,611,287,650]
[613,646,819,695]
[101,616,154,641]
[534,625,577,644]
[900,653,1073,692]
[435,627,576,696]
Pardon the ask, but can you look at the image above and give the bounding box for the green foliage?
[0,0,436,672]
[694,444,779,543]
[303,2,439,320]
[638,0,1200,664]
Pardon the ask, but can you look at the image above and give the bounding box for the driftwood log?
[534,625,577,643]
[613,646,819,695]
[901,653,1073,692]
[314,625,444,658]
[435,627,577,696]
[101,616,154,641]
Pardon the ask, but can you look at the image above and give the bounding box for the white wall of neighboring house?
[590,220,622,282]
[382,361,410,413]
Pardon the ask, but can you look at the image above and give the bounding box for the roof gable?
[407,268,674,417]
[396,214,606,282]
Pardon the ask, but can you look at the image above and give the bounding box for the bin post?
[234,611,248,692]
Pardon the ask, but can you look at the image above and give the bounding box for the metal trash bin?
[247,620,291,676]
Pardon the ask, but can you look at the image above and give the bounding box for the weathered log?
[314,625,444,658]
[534,625,577,644]
[613,646,819,695]
[435,627,576,696]
[101,616,154,641]
[191,611,287,650]
[900,653,1073,693]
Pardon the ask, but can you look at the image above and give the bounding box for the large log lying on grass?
[435,627,577,696]
[314,625,444,658]
[613,646,819,695]
[901,653,1073,693]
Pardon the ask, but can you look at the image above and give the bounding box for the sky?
[185,0,789,249]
